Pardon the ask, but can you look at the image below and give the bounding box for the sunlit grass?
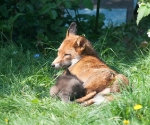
[0,43,150,125]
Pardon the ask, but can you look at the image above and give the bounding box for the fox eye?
[64,54,70,56]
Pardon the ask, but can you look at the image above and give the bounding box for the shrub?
[0,0,105,50]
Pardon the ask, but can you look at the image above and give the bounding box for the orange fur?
[76,91,97,103]
[51,22,129,106]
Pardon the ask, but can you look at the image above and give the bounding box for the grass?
[1,24,150,124]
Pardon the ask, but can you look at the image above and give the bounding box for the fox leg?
[85,74,129,105]
[75,88,112,106]
[81,98,94,106]
[79,92,115,106]
[75,91,97,103]
[76,73,128,106]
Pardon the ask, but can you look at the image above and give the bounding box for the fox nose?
[51,64,55,68]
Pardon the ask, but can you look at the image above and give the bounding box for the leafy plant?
[0,0,100,50]
[136,2,150,25]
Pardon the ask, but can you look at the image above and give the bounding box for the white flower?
[147,32,150,37]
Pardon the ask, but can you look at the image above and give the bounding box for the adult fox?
[51,22,129,106]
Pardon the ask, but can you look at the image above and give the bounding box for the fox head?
[51,22,97,69]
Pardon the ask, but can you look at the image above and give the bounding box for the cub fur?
[50,69,84,102]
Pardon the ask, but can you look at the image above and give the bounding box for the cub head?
[51,22,89,69]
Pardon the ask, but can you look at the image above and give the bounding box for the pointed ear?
[75,36,86,50]
[66,22,77,37]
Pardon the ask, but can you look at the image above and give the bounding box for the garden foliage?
[137,2,150,25]
[0,0,104,50]
[1,1,150,125]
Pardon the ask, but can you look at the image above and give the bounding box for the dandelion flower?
[5,119,9,124]
[123,120,130,124]
[134,104,142,110]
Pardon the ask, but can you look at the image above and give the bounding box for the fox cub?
[50,69,84,102]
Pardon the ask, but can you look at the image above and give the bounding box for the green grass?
[1,39,150,125]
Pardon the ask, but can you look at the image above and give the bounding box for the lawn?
[0,22,150,125]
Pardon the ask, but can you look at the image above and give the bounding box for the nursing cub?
[50,69,84,102]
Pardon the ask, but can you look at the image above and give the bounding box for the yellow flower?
[123,120,130,124]
[5,118,9,124]
[134,104,142,110]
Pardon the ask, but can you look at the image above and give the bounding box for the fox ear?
[66,22,77,37]
[75,37,86,50]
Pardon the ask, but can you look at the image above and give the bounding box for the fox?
[50,69,85,102]
[51,22,129,106]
